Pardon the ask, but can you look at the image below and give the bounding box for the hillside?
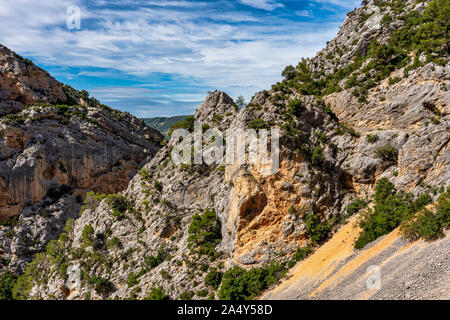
[263,217,449,300]
[0,44,163,278]
[1,0,448,300]
[142,116,189,136]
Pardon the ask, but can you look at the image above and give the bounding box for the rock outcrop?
[0,45,67,116]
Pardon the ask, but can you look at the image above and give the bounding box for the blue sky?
[0,0,361,117]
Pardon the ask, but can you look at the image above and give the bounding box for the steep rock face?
[21,90,357,300]
[17,0,449,300]
[25,93,236,299]
[302,0,450,196]
[0,105,162,220]
[325,64,449,130]
[0,45,163,273]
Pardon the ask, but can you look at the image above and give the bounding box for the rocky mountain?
[0,45,66,117]
[0,44,164,275]
[2,0,449,300]
[142,116,189,136]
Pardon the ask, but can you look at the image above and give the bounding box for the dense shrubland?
[355,178,448,249]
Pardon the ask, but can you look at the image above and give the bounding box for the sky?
[0,0,361,118]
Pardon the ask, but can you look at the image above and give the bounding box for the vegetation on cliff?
[276,0,449,103]
[355,178,448,249]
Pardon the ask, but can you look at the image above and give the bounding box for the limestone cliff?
[0,45,163,273]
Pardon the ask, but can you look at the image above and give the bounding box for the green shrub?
[204,268,223,289]
[339,123,360,137]
[287,99,304,117]
[12,251,50,300]
[381,13,392,25]
[354,178,432,249]
[105,194,129,220]
[388,77,402,86]
[212,114,224,123]
[400,189,449,241]
[303,213,331,244]
[248,119,268,130]
[106,237,122,250]
[79,192,106,215]
[81,224,95,247]
[169,115,195,135]
[359,11,374,25]
[180,291,195,300]
[138,168,152,182]
[344,75,359,89]
[145,248,166,268]
[126,272,139,288]
[0,215,19,227]
[293,245,312,262]
[197,289,209,297]
[347,198,368,215]
[145,287,168,300]
[218,264,287,300]
[12,274,33,300]
[154,181,163,192]
[1,113,28,126]
[366,134,379,144]
[311,146,324,166]
[274,0,449,98]
[0,257,10,268]
[412,0,449,57]
[375,143,398,163]
[0,271,18,300]
[188,209,222,256]
[87,276,113,295]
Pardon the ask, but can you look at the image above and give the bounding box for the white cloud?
[0,0,347,113]
[313,0,361,9]
[172,93,208,102]
[239,0,283,11]
[295,10,314,17]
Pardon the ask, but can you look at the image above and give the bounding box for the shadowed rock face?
[0,44,164,272]
[0,106,162,221]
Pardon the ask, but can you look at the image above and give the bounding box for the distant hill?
[142,115,189,135]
